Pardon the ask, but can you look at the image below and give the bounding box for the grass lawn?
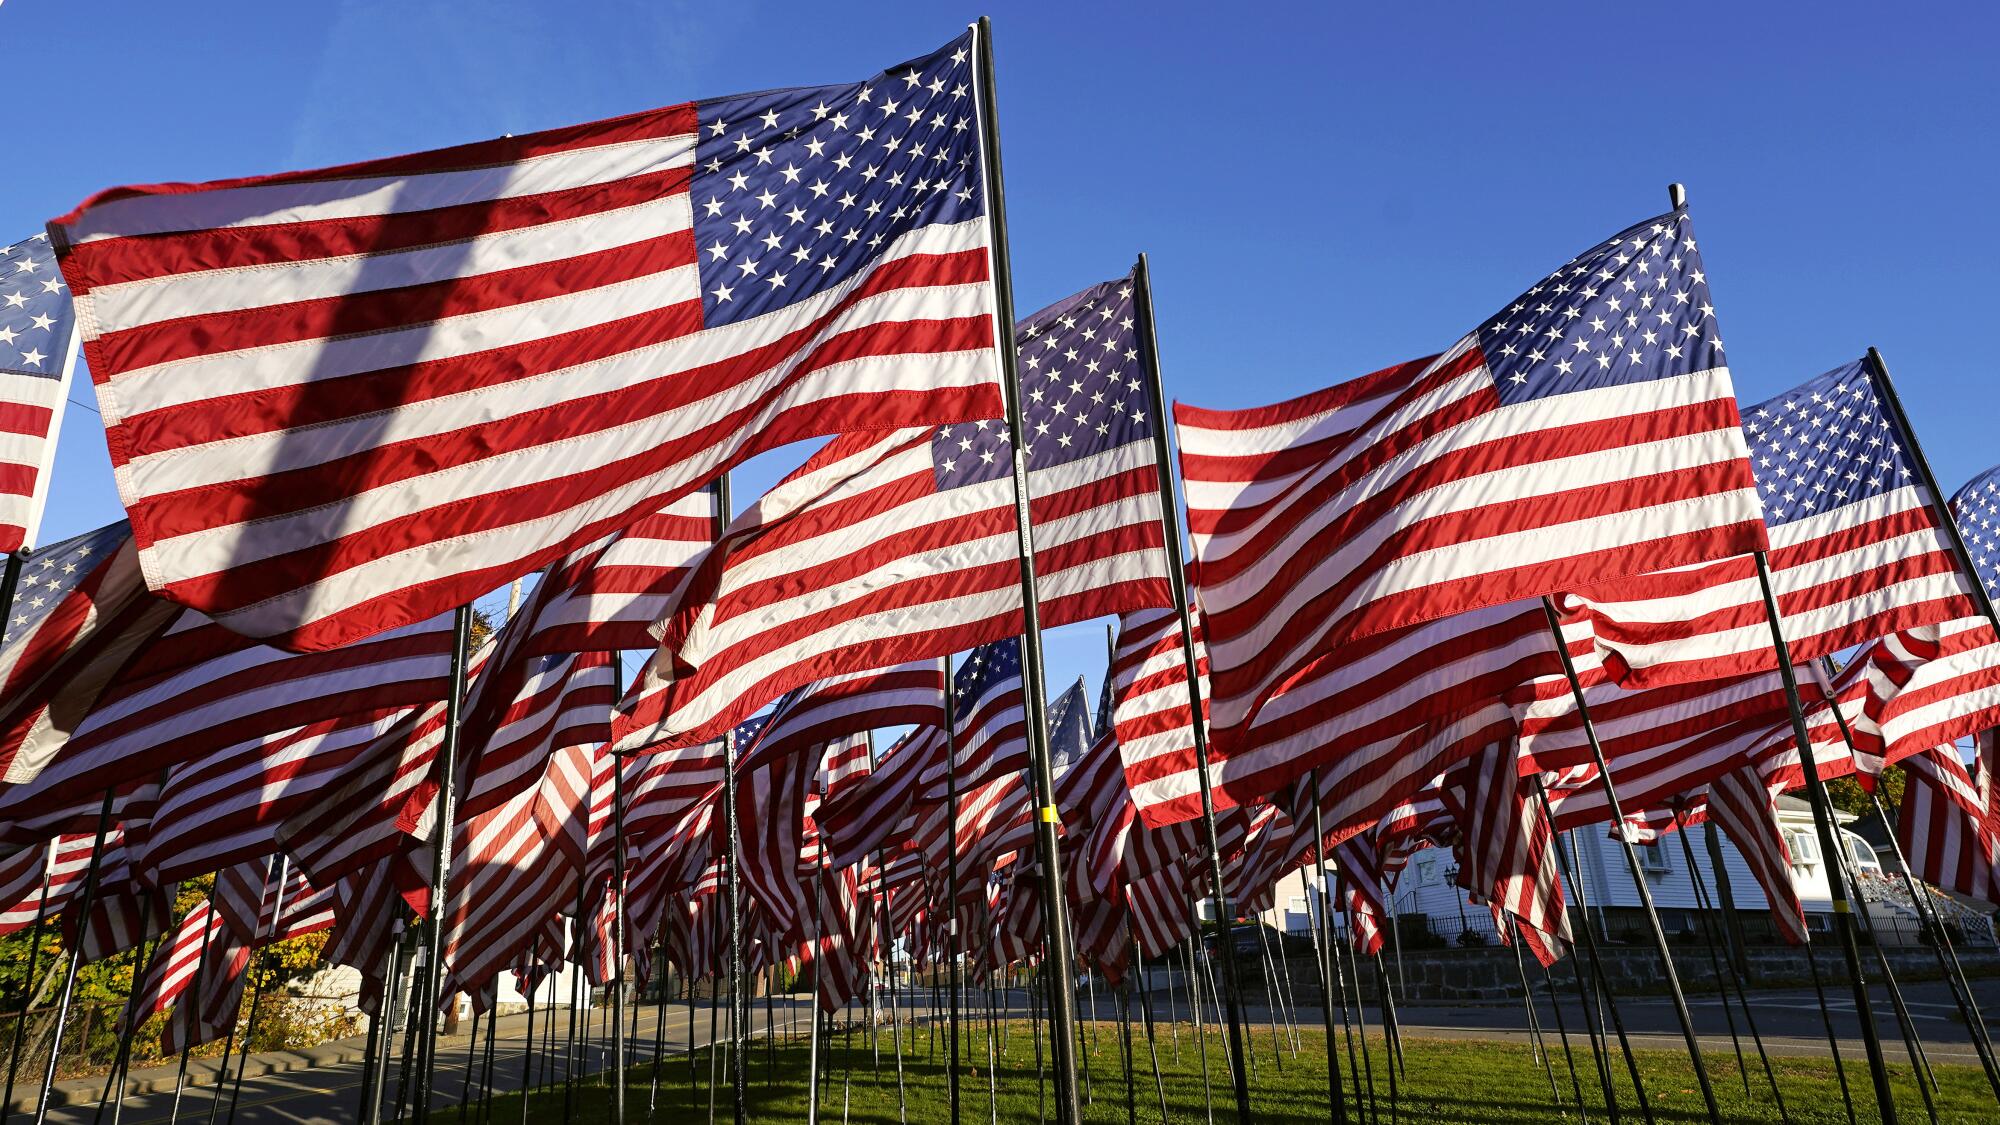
[486,1018,1994,1123]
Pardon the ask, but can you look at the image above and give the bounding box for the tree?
[1824,765,1905,820]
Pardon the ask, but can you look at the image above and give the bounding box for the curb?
[6,1035,375,1114]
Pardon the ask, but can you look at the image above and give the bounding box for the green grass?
[485,1018,1995,1124]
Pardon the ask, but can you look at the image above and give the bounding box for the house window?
[1638,840,1670,874]
[1416,858,1436,884]
[1788,830,1819,866]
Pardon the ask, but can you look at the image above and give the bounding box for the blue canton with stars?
[1949,464,2000,599]
[933,273,1149,489]
[954,637,1022,717]
[691,32,981,326]
[1740,360,1918,529]
[0,234,74,379]
[1479,210,1722,407]
[1044,676,1093,772]
[5,520,128,645]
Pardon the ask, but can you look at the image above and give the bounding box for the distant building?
[1254,795,1996,948]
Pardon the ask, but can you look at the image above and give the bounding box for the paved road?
[35,977,2000,1123]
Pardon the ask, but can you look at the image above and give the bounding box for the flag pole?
[168,903,226,1125]
[29,789,115,1125]
[1540,598,1717,1120]
[1305,780,1349,1125]
[1678,808,1792,1116]
[1851,735,2000,1098]
[1129,248,1255,1125]
[610,681,631,1125]
[707,474,748,1125]
[0,840,57,1125]
[1668,807,1755,1101]
[1745,553,1902,1121]
[941,653,964,1125]
[410,605,475,1124]
[969,17,1084,1124]
[1532,771,1643,1125]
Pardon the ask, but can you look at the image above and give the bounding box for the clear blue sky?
[7,1,1996,703]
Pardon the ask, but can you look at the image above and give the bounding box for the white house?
[1256,796,1992,948]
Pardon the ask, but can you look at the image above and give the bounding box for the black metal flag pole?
[1860,754,2000,1100]
[1533,779,1629,1125]
[1667,808,1755,1104]
[1130,248,1256,1125]
[942,652,964,1125]
[1306,782,1350,1125]
[1677,816,1788,1120]
[222,856,292,1125]
[1129,941,1171,1125]
[1,840,58,1125]
[1745,554,1903,1122]
[1541,597,1718,1123]
[969,18,1084,1123]
[610,701,631,1125]
[702,473,748,1125]
[93,893,157,1125]
[412,604,476,1125]
[171,903,226,1125]
[30,788,115,1125]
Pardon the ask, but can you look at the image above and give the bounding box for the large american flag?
[1562,359,1974,686]
[615,270,1168,753]
[1178,209,1764,751]
[0,235,77,554]
[50,31,1002,652]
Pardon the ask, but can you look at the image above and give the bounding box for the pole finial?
[1667,183,1687,209]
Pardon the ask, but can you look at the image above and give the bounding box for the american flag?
[1702,766,1809,944]
[918,637,1026,800]
[0,235,77,554]
[732,658,945,773]
[1044,676,1094,774]
[0,605,458,819]
[136,709,413,886]
[1441,740,1569,965]
[438,741,595,998]
[0,522,181,785]
[1562,359,1974,687]
[817,731,875,800]
[815,724,944,868]
[127,898,223,1031]
[1839,464,2000,766]
[0,833,99,933]
[616,270,1168,754]
[1178,208,1764,753]
[513,490,715,659]
[51,32,1003,653]
[1896,740,1998,908]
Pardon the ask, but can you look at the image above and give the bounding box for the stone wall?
[1239,942,2000,1003]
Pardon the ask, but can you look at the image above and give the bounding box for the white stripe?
[106,241,700,421]
[64,131,698,243]
[88,192,697,333]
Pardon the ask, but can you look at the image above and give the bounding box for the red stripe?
[0,403,53,439]
[67,166,693,291]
